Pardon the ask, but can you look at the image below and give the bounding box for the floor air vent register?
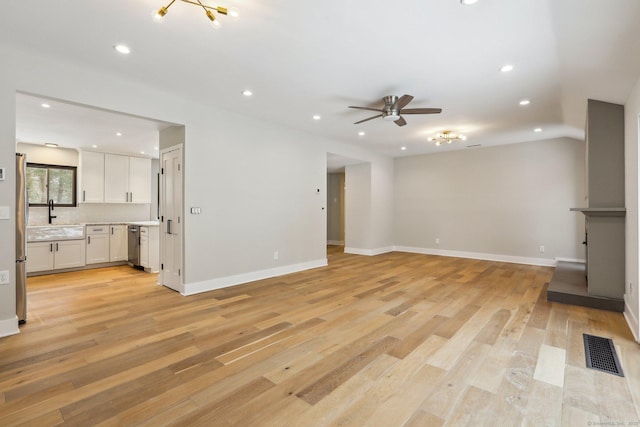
[583,334,624,377]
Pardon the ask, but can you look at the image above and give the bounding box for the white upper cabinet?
[82,151,151,204]
[79,151,105,203]
[104,154,130,203]
[129,156,152,204]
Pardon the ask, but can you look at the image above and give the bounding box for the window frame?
[27,162,78,207]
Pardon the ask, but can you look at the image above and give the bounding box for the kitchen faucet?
[48,199,57,224]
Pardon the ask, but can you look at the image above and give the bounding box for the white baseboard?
[183,258,328,296]
[327,240,344,246]
[344,246,394,256]
[392,246,556,267]
[0,316,20,338]
[624,296,640,343]
[555,257,586,264]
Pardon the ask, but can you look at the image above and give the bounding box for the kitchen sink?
[27,225,85,242]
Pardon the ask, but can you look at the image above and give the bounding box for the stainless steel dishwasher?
[127,225,141,268]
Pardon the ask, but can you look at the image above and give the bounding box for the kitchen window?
[27,163,77,207]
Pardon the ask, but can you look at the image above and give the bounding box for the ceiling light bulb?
[500,64,513,72]
[229,10,239,19]
[41,103,50,108]
[313,115,321,120]
[44,143,58,148]
[114,44,131,54]
[92,145,98,148]
[460,135,467,140]
[401,146,407,151]
[152,7,167,22]
[436,141,442,146]
[154,147,159,150]
[460,0,479,4]
[534,128,542,132]
[211,19,221,29]
[116,132,122,136]
[358,131,365,136]
[140,151,145,155]
[241,90,253,97]
[519,99,530,106]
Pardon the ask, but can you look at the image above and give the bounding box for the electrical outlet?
[0,270,9,285]
[435,238,440,244]
[273,251,279,260]
[539,245,545,253]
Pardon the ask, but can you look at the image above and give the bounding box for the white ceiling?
[5,0,640,159]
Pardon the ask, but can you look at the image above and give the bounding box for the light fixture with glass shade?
[152,0,238,28]
[428,130,467,146]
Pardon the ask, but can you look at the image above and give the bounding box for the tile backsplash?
[29,203,154,225]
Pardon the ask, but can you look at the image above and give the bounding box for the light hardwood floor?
[1,247,639,426]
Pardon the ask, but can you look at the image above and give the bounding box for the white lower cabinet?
[86,225,110,264]
[109,225,127,262]
[27,240,86,273]
[139,226,159,273]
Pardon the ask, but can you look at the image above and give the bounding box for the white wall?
[394,138,586,264]
[624,74,640,340]
[0,43,394,331]
[345,163,372,252]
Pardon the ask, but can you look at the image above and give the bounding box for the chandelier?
[428,130,466,146]
[153,0,238,28]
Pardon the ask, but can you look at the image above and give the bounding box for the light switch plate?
[0,206,9,220]
[0,270,9,285]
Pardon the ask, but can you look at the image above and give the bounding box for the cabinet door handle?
[167,219,172,235]
[111,227,114,235]
[50,243,53,252]
[56,243,59,252]
[83,190,86,202]
[88,236,91,244]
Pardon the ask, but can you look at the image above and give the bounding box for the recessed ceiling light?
[44,143,58,148]
[140,151,145,155]
[358,131,365,136]
[500,64,514,73]
[154,146,159,150]
[116,132,122,136]
[519,99,530,106]
[534,128,542,132]
[241,90,253,97]
[313,115,321,120]
[460,0,479,5]
[114,44,131,54]
[41,103,50,109]
[401,146,407,151]
[92,145,98,148]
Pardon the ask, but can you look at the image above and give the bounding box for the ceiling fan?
[349,94,442,127]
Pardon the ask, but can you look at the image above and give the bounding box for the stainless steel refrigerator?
[16,153,27,324]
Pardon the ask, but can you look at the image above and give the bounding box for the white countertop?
[127,221,160,227]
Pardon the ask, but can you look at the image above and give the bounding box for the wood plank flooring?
[1,246,639,426]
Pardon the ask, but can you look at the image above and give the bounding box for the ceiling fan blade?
[391,95,414,110]
[354,114,383,124]
[394,116,407,126]
[400,108,442,114]
[348,106,384,113]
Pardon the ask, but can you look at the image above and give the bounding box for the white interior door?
[160,146,183,292]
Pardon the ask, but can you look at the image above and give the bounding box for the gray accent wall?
[394,138,586,261]
[327,173,344,244]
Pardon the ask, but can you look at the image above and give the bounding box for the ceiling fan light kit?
[429,131,466,146]
[153,0,236,27]
[349,94,442,127]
